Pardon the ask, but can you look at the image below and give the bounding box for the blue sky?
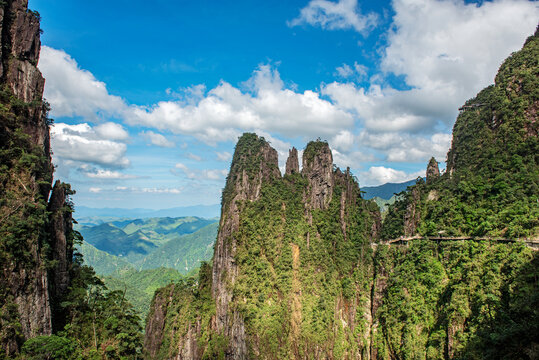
[30,0,538,209]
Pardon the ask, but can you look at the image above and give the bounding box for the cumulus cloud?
[216,151,232,162]
[330,130,354,152]
[140,130,175,148]
[82,169,138,180]
[51,123,130,168]
[335,62,368,81]
[126,65,353,144]
[173,163,227,181]
[114,186,181,194]
[324,0,539,133]
[39,47,127,120]
[94,122,129,141]
[288,0,378,34]
[360,166,424,186]
[357,131,452,163]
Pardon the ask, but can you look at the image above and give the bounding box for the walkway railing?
[377,235,539,249]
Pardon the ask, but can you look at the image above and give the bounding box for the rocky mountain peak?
[285,147,299,175]
[426,157,440,183]
[302,140,334,210]
[221,133,280,207]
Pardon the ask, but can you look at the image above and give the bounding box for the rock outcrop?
[0,1,75,355]
[302,141,334,210]
[426,157,439,184]
[145,134,380,359]
[212,134,281,359]
[285,147,299,175]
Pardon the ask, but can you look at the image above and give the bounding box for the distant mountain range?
[74,204,221,219]
[361,178,422,200]
[76,216,218,272]
[76,216,219,322]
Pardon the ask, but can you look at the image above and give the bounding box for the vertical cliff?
[145,134,381,359]
[213,133,281,359]
[0,1,74,356]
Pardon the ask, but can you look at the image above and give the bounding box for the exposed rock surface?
[145,134,380,359]
[212,134,280,359]
[302,141,334,210]
[285,147,299,175]
[403,186,421,237]
[426,157,439,183]
[144,285,174,359]
[0,1,74,355]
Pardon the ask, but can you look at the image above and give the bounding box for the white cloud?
[140,130,175,148]
[357,131,452,162]
[39,47,127,120]
[330,130,354,152]
[216,151,232,162]
[94,122,129,141]
[335,62,368,80]
[174,162,227,181]
[324,0,539,133]
[360,166,424,186]
[204,169,229,180]
[83,169,138,179]
[288,0,378,34]
[51,123,130,168]
[89,187,102,193]
[113,186,181,194]
[187,153,202,161]
[126,64,353,144]
[331,149,376,169]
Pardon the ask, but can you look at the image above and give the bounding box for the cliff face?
[285,147,299,175]
[0,1,74,355]
[212,134,281,359]
[145,134,381,359]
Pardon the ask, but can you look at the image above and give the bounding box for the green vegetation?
[383,29,539,239]
[103,267,183,322]
[77,242,134,275]
[137,222,217,272]
[151,139,381,358]
[76,221,217,323]
[77,217,216,264]
[372,241,537,359]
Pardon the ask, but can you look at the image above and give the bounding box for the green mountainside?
[75,220,218,323]
[144,29,538,360]
[102,268,183,322]
[77,242,134,275]
[77,216,215,258]
[137,222,217,272]
[77,219,218,274]
[383,29,539,240]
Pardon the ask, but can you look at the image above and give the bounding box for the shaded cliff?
[145,134,381,359]
[0,0,74,355]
